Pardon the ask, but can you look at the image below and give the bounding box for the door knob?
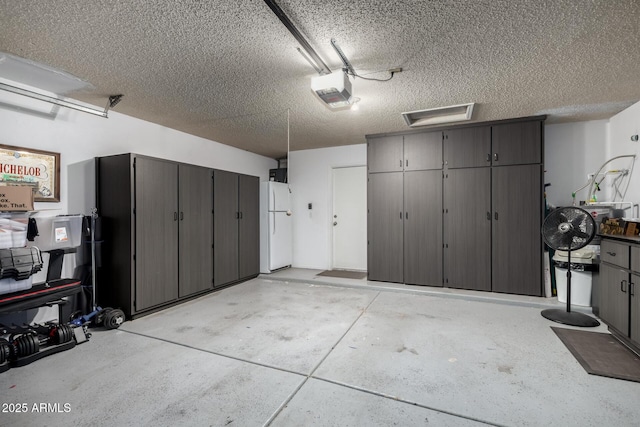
[333,221,338,226]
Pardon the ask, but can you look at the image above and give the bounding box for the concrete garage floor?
[3,268,640,426]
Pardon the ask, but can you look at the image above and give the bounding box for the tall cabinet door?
[134,157,179,311]
[214,170,239,287]
[404,170,442,286]
[491,164,542,295]
[368,172,404,283]
[443,168,491,291]
[238,174,259,279]
[178,165,214,297]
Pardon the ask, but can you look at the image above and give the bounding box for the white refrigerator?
[260,181,293,273]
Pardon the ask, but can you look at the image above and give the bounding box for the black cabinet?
[97,154,258,319]
[599,238,640,350]
[97,154,214,317]
[214,170,259,288]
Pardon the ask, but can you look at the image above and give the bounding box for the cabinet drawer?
[632,245,640,273]
[601,240,629,268]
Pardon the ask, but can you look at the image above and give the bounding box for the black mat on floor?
[316,270,368,280]
[552,326,640,383]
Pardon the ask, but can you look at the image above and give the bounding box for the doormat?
[552,326,640,383]
[316,270,368,280]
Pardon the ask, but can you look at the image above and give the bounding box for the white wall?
[288,144,366,270]
[0,85,276,216]
[607,101,640,217]
[544,120,608,207]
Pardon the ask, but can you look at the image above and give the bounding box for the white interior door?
[332,166,367,270]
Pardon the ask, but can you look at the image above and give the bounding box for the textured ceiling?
[1,0,639,159]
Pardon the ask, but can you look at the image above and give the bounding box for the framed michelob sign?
[0,144,60,202]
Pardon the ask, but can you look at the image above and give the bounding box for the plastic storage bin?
[30,215,83,251]
[0,217,28,249]
[0,276,32,295]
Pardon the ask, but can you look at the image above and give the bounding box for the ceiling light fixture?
[402,103,475,127]
[0,52,123,118]
[0,81,123,118]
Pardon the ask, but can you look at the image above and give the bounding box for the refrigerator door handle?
[272,211,276,234]
[273,189,276,212]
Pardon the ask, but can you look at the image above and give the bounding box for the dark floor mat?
[316,270,368,280]
[552,326,640,383]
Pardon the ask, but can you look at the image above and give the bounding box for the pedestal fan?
[541,206,600,327]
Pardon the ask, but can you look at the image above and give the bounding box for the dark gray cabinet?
[443,168,491,291]
[134,157,179,311]
[491,164,543,295]
[367,136,404,173]
[367,130,444,285]
[404,170,442,286]
[368,132,442,173]
[600,262,629,335]
[97,154,214,317]
[367,116,544,296]
[367,172,404,283]
[214,170,260,287]
[239,174,260,280]
[491,121,542,166]
[599,238,640,350]
[443,126,491,168]
[96,153,258,319]
[178,164,214,298]
[403,132,442,171]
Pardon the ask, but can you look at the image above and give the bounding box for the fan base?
[541,309,600,327]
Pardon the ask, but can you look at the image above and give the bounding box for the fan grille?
[542,207,596,251]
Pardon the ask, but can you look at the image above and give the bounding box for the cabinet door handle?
[399,159,402,168]
[406,159,408,167]
[493,153,499,162]
[606,251,616,257]
[621,280,627,293]
[494,212,499,220]
[487,212,491,221]
[180,212,184,220]
[406,212,409,219]
[400,212,402,220]
[630,282,635,296]
[486,154,491,162]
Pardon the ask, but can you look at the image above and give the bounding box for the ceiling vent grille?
[401,103,475,127]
